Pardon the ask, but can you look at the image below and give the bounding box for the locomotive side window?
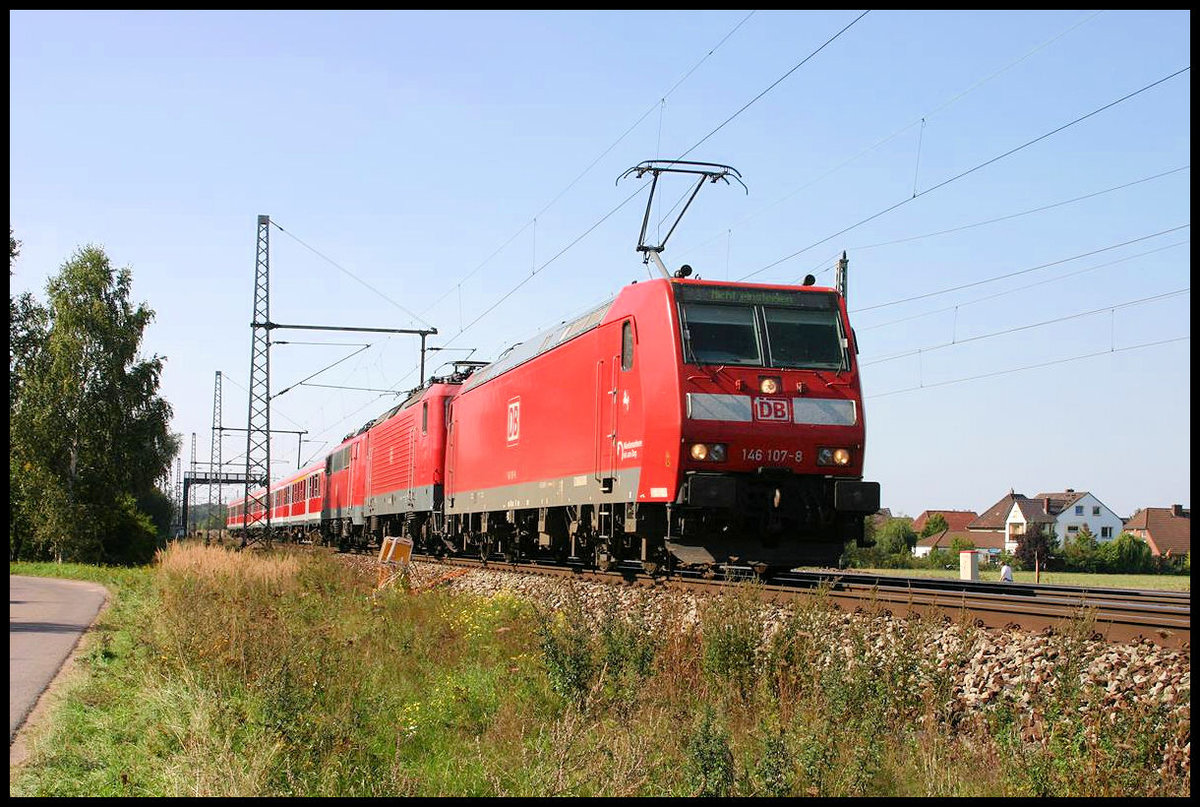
[763,307,845,370]
[679,303,762,365]
[422,402,428,434]
[621,320,634,371]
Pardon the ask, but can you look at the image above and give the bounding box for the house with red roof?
[911,509,978,535]
[1032,489,1124,545]
[1123,505,1190,557]
[911,510,981,558]
[967,488,1124,554]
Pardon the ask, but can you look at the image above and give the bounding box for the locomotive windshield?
[676,284,847,371]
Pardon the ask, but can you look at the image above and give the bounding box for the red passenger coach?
[443,275,879,572]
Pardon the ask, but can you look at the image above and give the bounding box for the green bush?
[685,706,734,797]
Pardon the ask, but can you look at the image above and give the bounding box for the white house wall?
[1003,502,1026,554]
[1054,492,1124,544]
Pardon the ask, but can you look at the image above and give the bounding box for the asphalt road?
[9,575,108,744]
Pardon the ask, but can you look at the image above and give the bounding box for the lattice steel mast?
[189,431,197,533]
[243,215,272,547]
[208,370,223,543]
[173,456,182,537]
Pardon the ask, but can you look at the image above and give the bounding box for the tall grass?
[10,545,1190,796]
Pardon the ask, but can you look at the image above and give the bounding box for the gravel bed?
[340,552,1189,772]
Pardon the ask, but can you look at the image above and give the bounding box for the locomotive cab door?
[445,405,456,510]
[594,324,622,493]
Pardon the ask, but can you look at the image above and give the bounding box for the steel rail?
[407,552,1190,650]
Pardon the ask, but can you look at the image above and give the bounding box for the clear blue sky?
[9,10,1190,520]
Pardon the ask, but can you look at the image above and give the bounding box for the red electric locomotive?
[340,376,465,551]
[442,273,878,572]
[227,372,469,550]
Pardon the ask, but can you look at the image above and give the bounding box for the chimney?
[1066,488,1074,493]
[1172,504,1184,517]
[1043,496,1051,514]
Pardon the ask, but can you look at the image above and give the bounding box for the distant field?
[845,567,1190,591]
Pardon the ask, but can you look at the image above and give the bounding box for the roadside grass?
[845,567,1190,591]
[9,545,1190,796]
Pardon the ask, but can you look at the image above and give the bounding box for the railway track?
[401,552,1190,650]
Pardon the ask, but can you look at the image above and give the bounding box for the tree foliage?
[1013,525,1057,571]
[1100,532,1154,574]
[920,512,949,538]
[1062,525,1101,572]
[875,517,917,555]
[9,242,180,564]
[948,534,975,554]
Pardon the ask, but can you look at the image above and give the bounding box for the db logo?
[753,397,791,422]
[506,397,520,445]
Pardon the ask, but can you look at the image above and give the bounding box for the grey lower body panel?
[326,506,366,526]
[447,468,643,515]
[368,484,440,517]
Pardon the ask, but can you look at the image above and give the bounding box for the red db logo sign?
[506,397,520,445]
[753,397,791,422]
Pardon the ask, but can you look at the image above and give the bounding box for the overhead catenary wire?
[676,9,1105,262]
[860,287,1189,367]
[417,10,758,319]
[274,344,373,399]
[850,224,1189,314]
[869,336,1189,398]
[358,6,870,404]
[790,167,1190,287]
[279,13,761,455]
[740,65,1191,281]
[269,221,433,330]
[857,239,1189,332]
[653,10,872,231]
[677,10,870,162]
[846,165,1189,254]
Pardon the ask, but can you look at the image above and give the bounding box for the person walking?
[999,562,1013,583]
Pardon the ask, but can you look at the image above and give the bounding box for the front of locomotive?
[667,277,879,571]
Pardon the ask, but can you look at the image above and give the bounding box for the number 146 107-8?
[741,448,801,463]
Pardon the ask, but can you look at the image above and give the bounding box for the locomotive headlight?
[689,443,727,462]
[759,376,781,395]
[817,447,852,466]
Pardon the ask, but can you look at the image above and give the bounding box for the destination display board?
[673,283,837,310]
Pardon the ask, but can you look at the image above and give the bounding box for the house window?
[1067,525,1079,534]
[1101,527,1113,539]
[1075,505,1084,515]
[1092,506,1100,516]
